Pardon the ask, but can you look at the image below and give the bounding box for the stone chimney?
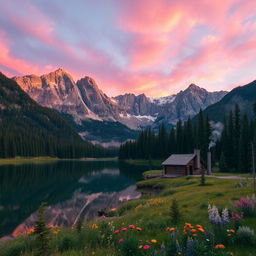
[194,149,200,169]
[207,151,212,175]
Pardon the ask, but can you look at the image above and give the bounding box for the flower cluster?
[234,196,256,217]
[138,239,157,250]
[148,198,164,205]
[114,224,142,235]
[208,204,229,226]
[183,223,205,237]
[227,229,235,237]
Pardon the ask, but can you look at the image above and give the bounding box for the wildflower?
[231,212,243,220]
[91,223,98,229]
[229,229,235,233]
[198,228,204,232]
[136,227,142,232]
[151,239,157,243]
[118,238,124,243]
[192,234,197,237]
[114,230,119,234]
[26,228,35,235]
[143,245,150,250]
[222,208,229,226]
[215,244,225,249]
[196,224,202,228]
[129,225,135,229]
[166,227,175,232]
[190,229,197,233]
[139,245,143,248]
[121,227,127,232]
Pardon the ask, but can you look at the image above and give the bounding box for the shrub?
[200,170,205,186]
[2,242,24,256]
[75,218,83,234]
[170,198,181,224]
[119,236,142,256]
[236,226,255,245]
[58,234,76,252]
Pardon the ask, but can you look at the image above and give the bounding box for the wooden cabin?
[162,150,205,177]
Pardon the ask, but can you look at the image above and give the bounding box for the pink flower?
[121,227,127,232]
[118,238,124,243]
[143,245,150,250]
[129,225,135,229]
[114,230,119,234]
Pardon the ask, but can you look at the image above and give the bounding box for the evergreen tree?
[34,203,51,256]
[219,152,228,172]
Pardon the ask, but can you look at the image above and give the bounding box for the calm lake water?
[0,160,149,239]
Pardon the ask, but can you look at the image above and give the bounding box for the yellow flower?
[151,239,157,243]
[139,245,143,248]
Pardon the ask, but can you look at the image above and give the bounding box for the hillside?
[0,73,111,158]
[200,80,256,121]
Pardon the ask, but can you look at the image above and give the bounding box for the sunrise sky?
[0,0,255,96]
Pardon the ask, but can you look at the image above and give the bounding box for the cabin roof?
[162,154,196,166]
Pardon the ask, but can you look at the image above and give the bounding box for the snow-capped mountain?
[14,69,227,142]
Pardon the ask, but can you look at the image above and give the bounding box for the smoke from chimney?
[208,121,224,149]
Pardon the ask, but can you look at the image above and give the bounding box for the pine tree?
[34,203,51,256]
[219,152,228,172]
[170,198,181,224]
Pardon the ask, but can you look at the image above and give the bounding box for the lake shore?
[0,156,118,165]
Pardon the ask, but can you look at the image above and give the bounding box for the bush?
[119,236,142,256]
[58,234,76,252]
[236,226,255,245]
[1,242,24,256]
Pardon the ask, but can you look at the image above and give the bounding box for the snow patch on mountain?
[149,95,176,105]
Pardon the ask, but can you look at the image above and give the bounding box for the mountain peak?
[187,83,203,90]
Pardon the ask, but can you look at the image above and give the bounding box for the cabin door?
[189,166,193,175]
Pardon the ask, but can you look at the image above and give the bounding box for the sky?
[0,0,255,97]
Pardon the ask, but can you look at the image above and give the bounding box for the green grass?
[0,157,117,165]
[1,175,256,256]
[143,170,163,179]
[212,172,253,178]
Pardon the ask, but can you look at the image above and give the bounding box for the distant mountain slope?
[0,73,109,158]
[199,80,256,121]
[14,69,227,142]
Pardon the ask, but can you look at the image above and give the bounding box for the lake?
[0,160,149,239]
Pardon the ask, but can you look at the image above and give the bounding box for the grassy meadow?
[1,173,256,256]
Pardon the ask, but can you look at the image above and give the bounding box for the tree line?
[0,128,116,158]
[119,103,256,173]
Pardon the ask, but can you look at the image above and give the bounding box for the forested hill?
[0,73,113,158]
[199,80,256,122]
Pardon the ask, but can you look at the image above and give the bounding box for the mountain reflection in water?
[0,160,149,238]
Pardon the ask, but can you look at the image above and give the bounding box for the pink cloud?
[0,0,256,98]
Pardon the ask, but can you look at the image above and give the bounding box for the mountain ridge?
[13,69,227,142]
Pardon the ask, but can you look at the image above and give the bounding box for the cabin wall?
[164,158,203,176]
[164,165,187,176]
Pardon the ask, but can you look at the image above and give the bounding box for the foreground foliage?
[1,176,255,256]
